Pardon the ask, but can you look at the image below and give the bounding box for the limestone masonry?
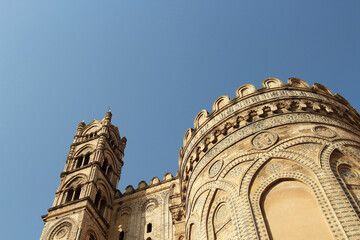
[41,78,360,240]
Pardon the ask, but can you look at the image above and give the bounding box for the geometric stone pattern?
[41,78,360,240]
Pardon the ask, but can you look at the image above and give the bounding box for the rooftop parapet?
[178,77,360,199]
[122,172,177,195]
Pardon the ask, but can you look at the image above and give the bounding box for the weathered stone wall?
[110,173,178,240]
[179,78,360,240]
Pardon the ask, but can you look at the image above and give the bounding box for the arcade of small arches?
[184,142,360,240]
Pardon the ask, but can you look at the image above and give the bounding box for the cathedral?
[40,78,360,240]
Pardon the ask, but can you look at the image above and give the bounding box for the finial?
[108,106,111,112]
[76,120,86,134]
[103,109,112,122]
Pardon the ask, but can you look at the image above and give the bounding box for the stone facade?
[41,78,360,240]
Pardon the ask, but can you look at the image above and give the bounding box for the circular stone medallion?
[313,126,336,138]
[251,131,278,150]
[53,225,70,240]
[209,160,223,178]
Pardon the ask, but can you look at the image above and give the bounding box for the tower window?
[99,198,107,216]
[102,158,108,172]
[73,187,81,200]
[65,189,74,203]
[107,166,112,179]
[147,223,152,233]
[76,156,83,168]
[83,154,90,165]
[88,233,96,240]
[94,192,101,207]
[119,231,125,240]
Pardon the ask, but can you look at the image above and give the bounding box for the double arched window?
[63,186,82,203]
[74,153,91,169]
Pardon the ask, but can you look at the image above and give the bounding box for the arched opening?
[76,156,83,168]
[83,154,90,165]
[107,166,112,180]
[261,180,333,240]
[73,186,81,200]
[88,233,96,240]
[99,198,107,216]
[146,238,151,240]
[65,189,74,203]
[146,223,152,233]
[101,158,108,173]
[119,231,125,240]
[94,192,101,208]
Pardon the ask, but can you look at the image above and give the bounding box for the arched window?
[101,158,108,172]
[107,166,112,180]
[119,231,125,240]
[88,233,96,240]
[146,238,151,240]
[99,198,107,216]
[83,154,90,165]
[73,186,81,200]
[147,223,152,233]
[76,156,83,168]
[65,189,74,203]
[94,192,101,208]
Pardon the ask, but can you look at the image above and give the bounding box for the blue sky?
[0,1,359,239]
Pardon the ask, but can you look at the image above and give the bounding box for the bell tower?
[40,111,127,240]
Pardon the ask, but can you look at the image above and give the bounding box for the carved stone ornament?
[339,165,358,181]
[313,126,336,138]
[266,163,282,175]
[229,165,243,178]
[209,160,223,178]
[146,202,157,212]
[50,222,72,240]
[251,131,279,150]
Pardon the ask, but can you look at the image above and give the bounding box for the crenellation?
[41,78,360,240]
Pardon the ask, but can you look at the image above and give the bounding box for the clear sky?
[0,1,359,239]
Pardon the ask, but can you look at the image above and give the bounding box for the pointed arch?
[63,174,88,189]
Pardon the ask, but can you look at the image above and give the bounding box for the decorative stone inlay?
[55,228,68,239]
[339,165,358,181]
[251,131,278,150]
[146,202,157,212]
[214,203,230,231]
[266,163,282,175]
[209,160,223,178]
[229,165,243,178]
[313,126,336,138]
[182,88,353,161]
[49,222,72,240]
